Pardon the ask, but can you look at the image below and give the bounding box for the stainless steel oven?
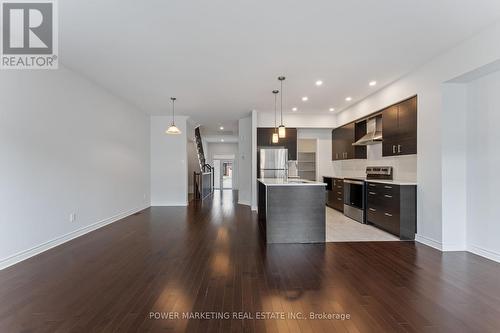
[343,178,365,223]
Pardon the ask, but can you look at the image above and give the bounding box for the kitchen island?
[258,178,326,243]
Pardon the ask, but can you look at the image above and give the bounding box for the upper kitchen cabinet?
[331,121,367,161]
[331,127,342,160]
[382,96,417,156]
[257,127,297,160]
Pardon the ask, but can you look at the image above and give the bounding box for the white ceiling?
[60,0,500,135]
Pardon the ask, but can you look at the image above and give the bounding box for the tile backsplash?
[331,144,417,181]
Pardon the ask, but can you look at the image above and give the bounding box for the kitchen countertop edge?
[258,178,327,186]
[322,176,417,186]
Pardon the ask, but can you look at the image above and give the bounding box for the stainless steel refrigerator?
[259,148,288,178]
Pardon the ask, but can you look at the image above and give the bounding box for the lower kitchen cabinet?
[324,177,344,212]
[366,182,416,240]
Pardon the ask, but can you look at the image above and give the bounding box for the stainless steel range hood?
[352,115,382,146]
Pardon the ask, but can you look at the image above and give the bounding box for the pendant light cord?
[275,93,277,130]
[273,90,279,132]
[171,97,176,125]
[280,80,283,125]
[277,76,285,126]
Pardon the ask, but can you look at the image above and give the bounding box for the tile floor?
[326,206,399,242]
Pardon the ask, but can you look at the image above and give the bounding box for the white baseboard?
[416,235,500,263]
[468,245,500,263]
[415,234,443,251]
[238,200,251,206]
[151,202,188,207]
[441,244,467,252]
[0,204,150,271]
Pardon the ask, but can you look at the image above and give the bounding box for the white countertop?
[258,178,327,186]
[323,176,417,186]
[364,179,417,186]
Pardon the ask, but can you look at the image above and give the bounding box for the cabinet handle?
[369,192,377,195]
[384,185,392,189]
[337,192,342,195]
[398,145,401,153]
[385,213,393,217]
[384,195,392,198]
[337,198,342,201]
[369,208,376,212]
[392,145,396,154]
[368,184,376,187]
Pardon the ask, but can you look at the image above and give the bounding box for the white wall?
[150,116,188,206]
[212,160,221,189]
[0,67,150,269]
[441,84,467,251]
[465,69,500,261]
[251,111,258,210]
[206,143,239,190]
[331,20,500,250]
[238,116,252,205]
[257,112,337,128]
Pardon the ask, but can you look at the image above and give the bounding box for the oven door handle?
[344,179,364,185]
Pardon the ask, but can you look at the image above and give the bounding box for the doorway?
[213,156,235,190]
[221,161,233,189]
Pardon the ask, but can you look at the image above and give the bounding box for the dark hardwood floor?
[1,190,500,332]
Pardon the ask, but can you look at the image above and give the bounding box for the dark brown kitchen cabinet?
[324,177,343,212]
[366,182,416,240]
[382,96,417,156]
[257,127,297,160]
[331,128,343,160]
[331,121,367,160]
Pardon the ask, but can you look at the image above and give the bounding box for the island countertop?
[258,178,327,186]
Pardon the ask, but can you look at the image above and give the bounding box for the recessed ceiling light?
[292,107,298,111]
[329,108,335,112]
[221,139,224,142]
[302,96,308,102]
[315,80,323,86]
[369,81,377,86]
[219,126,224,130]
[345,97,352,102]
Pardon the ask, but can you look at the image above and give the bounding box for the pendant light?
[278,76,286,138]
[166,97,182,135]
[272,90,279,143]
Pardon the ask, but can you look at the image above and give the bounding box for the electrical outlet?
[69,213,76,222]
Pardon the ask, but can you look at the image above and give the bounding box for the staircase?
[194,127,209,172]
[193,127,214,199]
